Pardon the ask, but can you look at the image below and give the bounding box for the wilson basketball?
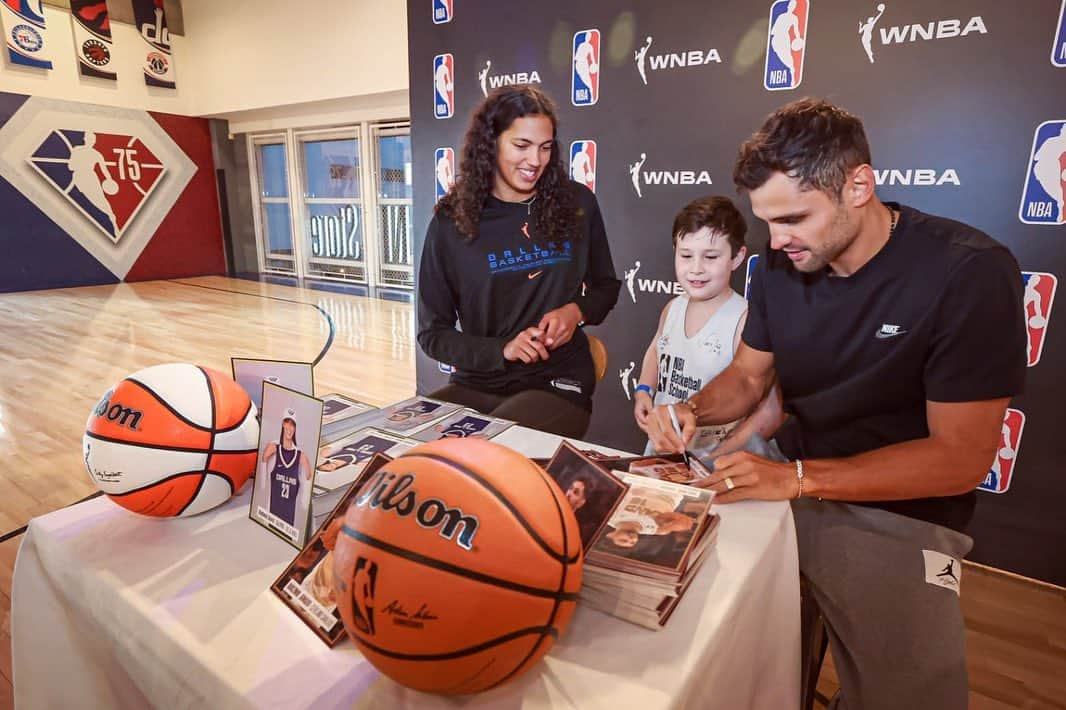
[83,363,260,517]
[333,438,583,695]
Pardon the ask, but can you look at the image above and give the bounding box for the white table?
[12,427,800,709]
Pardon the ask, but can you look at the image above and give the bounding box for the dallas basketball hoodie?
[417,182,620,408]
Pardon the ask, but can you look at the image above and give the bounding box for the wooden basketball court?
[0,277,1061,708]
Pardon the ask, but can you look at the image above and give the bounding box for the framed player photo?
[231,357,314,413]
[250,382,323,549]
[545,441,629,551]
[271,453,393,647]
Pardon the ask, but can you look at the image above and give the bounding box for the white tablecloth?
[12,428,800,709]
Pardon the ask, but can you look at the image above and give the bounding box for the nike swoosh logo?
[875,330,906,339]
[528,270,543,280]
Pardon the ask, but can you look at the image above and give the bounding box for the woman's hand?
[503,327,551,364]
[537,303,584,349]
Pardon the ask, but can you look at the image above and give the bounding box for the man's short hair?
[733,98,872,199]
[671,195,747,256]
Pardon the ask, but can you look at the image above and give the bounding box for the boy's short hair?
[733,97,871,200]
[671,195,747,256]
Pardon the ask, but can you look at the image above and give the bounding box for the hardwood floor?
[1,277,1062,709]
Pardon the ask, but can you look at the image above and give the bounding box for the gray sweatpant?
[703,437,973,710]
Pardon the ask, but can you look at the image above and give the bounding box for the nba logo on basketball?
[764,0,809,91]
[979,408,1024,494]
[745,254,759,299]
[433,53,454,119]
[570,140,596,193]
[1019,120,1066,224]
[572,29,600,106]
[27,129,166,243]
[432,0,452,24]
[1053,0,1066,66]
[434,147,454,203]
[1022,271,1057,367]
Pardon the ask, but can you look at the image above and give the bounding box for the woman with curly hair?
[417,85,621,438]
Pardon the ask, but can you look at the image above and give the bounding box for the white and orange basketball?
[333,438,583,695]
[83,363,259,517]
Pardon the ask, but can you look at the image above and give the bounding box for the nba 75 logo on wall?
[27,130,165,243]
[433,53,454,119]
[1019,120,1066,224]
[432,0,452,24]
[572,29,600,106]
[570,140,596,193]
[979,408,1024,494]
[765,0,809,90]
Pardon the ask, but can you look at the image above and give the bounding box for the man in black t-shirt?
[647,99,1026,710]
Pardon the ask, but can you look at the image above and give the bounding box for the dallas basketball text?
[356,470,480,550]
[92,390,143,430]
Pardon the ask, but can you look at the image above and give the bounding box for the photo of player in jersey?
[261,415,313,529]
[251,383,323,549]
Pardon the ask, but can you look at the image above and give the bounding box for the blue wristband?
[634,384,653,396]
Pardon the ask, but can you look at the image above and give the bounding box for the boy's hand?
[537,303,583,349]
[634,390,654,430]
[648,402,696,454]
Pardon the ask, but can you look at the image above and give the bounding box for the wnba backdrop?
[408,0,1066,586]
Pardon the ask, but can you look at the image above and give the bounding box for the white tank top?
[648,291,748,453]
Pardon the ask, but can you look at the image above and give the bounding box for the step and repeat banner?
[409,0,1066,584]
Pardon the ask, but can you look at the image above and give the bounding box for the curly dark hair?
[437,84,579,242]
[733,98,871,200]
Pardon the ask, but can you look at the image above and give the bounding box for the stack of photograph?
[544,445,720,630]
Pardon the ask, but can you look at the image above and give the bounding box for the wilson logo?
[355,470,479,550]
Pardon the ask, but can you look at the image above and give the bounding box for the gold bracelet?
[795,459,805,499]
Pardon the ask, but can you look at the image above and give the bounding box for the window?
[251,137,295,275]
[248,122,413,295]
[298,131,366,283]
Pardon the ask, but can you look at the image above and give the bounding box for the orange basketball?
[82,363,259,517]
[333,438,583,695]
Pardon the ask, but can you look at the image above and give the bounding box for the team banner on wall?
[131,0,175,88]
[1,0,53,69]
[409,0,1066,586]
[70,0,116,80]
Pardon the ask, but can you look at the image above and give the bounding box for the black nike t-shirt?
[743,203,1026,531]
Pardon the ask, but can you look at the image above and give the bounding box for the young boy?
[633,196,783,456]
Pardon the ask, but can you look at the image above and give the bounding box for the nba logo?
[979,408,1024,494]
[438,362,456,374]
[432,0,452,24]
[572,29,600,106]
[570,140,596,192]
[1019,120,1066,224]
[1052,0,1066,66]
[27,129,166,243]
[433,53,454,119]
[1022,271,1057,367]
[764,0,809,91]
[434,147,454,203]
[744,254,759,299]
